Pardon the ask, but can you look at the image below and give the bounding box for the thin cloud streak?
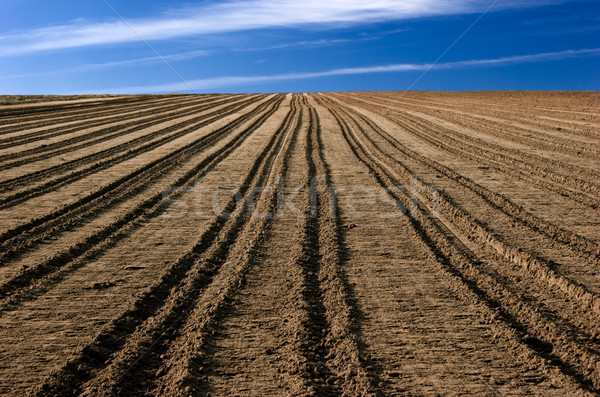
[0,49,209,79]
[0,0,564,56]
[76,48,600,94]
[83,49,210,68]
[235,38,356,52]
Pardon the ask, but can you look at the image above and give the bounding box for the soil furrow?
[0,96,181,130]
[346,92,600,151]
[333,102,598,241]
[313,94,581,395]
[371,106,600,210]
[196,95,376,396]
[64,94,297,397]
[324,95,600,349]
[323,95,600,297]
[322,96,599,391]
[302,96,379,395]
[0,95,202,144]
[0,91,596,396]
[196,99,341,395]
[0,96,254,194]
[397,108,600,186]
[334,94,600,195]
[0,95,289,396]
[0,95,230,163]
[0,94,261,189]
[0,95,265,213]
[356,91,600,140]
[0,95,273,267]
[325,95,599,261]
[0,96,152,119]
[0,95,284,306]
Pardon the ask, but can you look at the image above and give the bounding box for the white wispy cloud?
[82,49,210,69]
[0,49,209,79]
[235,38,357,52]
[434,48,600,68]
[0,0,564,56]
[75,48,600,94]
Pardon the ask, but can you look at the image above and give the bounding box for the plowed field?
[0,91,598,396]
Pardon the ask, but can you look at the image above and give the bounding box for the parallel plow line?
[0,94,256,175]
[323,95,600,271]
[325,96,600,347]
[0,95,168,123]
[0,95,203,141]
[0,95,265,209]
[335,93,600,191]
[360,92,600,140]
[0,95,284,305]
[320,95,599,392]
[0,94,227,158]
[338,95,600,209]
[34,94,297,396]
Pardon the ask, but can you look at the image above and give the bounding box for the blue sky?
[1,0,598,94]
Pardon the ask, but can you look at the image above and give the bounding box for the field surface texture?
[0,91,598,396]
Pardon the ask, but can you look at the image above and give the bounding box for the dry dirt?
[0,91,598,396]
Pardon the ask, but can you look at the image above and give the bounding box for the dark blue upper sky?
[1,0,598,94]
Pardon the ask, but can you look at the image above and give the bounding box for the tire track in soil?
[0,95,283,307]
[0,95,290,396]
[315,94,597,393]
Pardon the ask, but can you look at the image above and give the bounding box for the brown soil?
[0,91,598,396]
